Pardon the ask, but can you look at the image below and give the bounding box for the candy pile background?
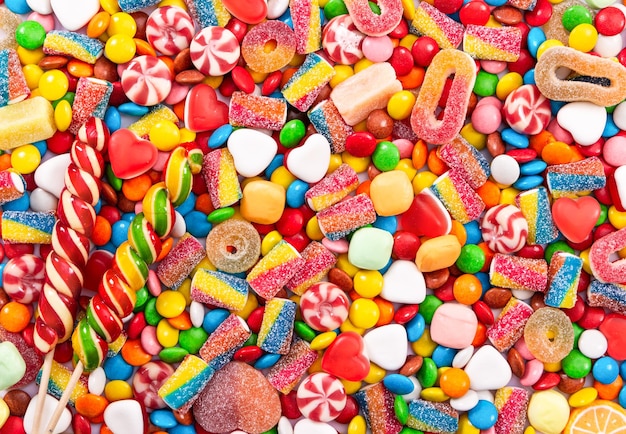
[1,0,626,433]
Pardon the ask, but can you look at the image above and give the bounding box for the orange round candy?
[92,215,112,246]
[75,393,109,420]
[121,338,152,366]
[453,274,483,305]
[374,296,394,326]
[439,367,470,398]
[0,301,31,332]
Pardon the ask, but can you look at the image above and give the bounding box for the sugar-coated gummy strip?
[202,148,242,209]
[0,48,29,107]
[158,354,215,413]
[190,269,249,311]
[535,46,626,107]
[229,91,288,131]
[410,2,464,49]
[35,360,89,406]
[257,297,298,355]
[291,0,322,54]
[545,156,606,198]
[68,78,113,135]
[406,399,459,434]
[308,99,353,154]
[430,170,485,224]
[354,382,404,434]
[0,96,57,150]
[587,280,626,315]
[1,211,55,244]
[282,53,336,112]
[462,25,522,62]
[515,187,559,245]
[184,0,231,27]
[304,163,359,211]
[489,253,548,292]
[117,0,161,12]
[544,251,582,309]
[199,314,251,371]
[487,297,534,352]
[266,338,319,394]
[43,31,104,64]
[438,135,491,190]
[344,0,404,37]
[494,387,530,434]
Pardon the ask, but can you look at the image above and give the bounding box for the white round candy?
[594,34,623,58]
[452,345,474,369]
[450,389,479,412]
[401,376,422,401]
[490,154,520,186]
[578,329,608,359]
[88,367,106,396]
[613,101,626,131]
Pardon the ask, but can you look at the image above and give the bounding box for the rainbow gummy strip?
[282,53,335,112]
[43,31,104,64]
[354,382,403,434]
[490,253,548,292]
[494,387,530,434]
[587,280,626,315]
[487,298,534,352]
[546,156,606,198]
[266,338,318,394]
[304,163,359,212]
[158,355,214,412]
[463,25,523,62]
[257,298,297,355]
[247,240,305,300]
[128,104,178,138]
[286,241,337,295]
[407,399,459,434]
[202,148,242,209]
[308,100,353,154]
[410,2,465,49]
[1,211,55,244]
[199,314,251,370]
[317,193,377,240]
[0,49,29,107]
[68,77,113,134]
[156,233,206,289]
[184,0,231,27]
[36,360,88,406]
[438,136,490,189]
[191,269,249,311]
[229,92,288,131]
[515,187,559,245]
[544,251,582,309]
[118,0,161,12]
[430,170,485,224]
[291,0,322,54]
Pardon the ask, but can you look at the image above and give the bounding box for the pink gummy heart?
[321,331,370,382]
[552,196,600,243]
[108,128,158,180]
[399,189,452,237]
[184,83,229,132]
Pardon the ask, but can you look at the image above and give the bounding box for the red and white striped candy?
[322,15,365,65]
[2,253,45,303]
[65,163,101,206]
[146,6,195,56]
[190,26,240,76]
[481,204,529,254]
[45,251,84,299]
[57,189,96,237]
[51,221,90,268]
[133,361,174,409]
[300,282,350,332]
[121,55,172,106]
[78,118,110,153]
[296,373,347,422]
[37,283,78,343]
[503,84,551,135]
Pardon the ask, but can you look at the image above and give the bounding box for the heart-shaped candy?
[363,324,408,370]
[51,0,100,31]
[227,128,278,177]
[556,102,607,146]
[26,0,52,14]
[381,260,426,304]
[552,196,600,243]
[108,129,158,179]
[321,331,370,382]
[284,134,331,183]
[399,189,452,237]
[184,83,229,132]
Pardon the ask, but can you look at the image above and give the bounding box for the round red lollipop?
[296,373,347,422]
[322,15,365,65]
[121,55,172,106]
[299,282,350,332]
[190,26,240,76]
[503,84,551,135]
[133,361,174,409]
[2,254,45,303]
[146,6,195,56]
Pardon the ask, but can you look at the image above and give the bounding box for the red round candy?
[563,295,585,323]
[595,6,625,36]
[72,414,92,434]
[389,19,409,39]
[525,0,552,27]
[233,345,263,362]
[0,416,26,434]
[576,139,603,157]
[600,314,626,361]
[532,372,561,390]
[577,306,605,330]
[231,65,255,94]
[434,0,463,14]
[3,243,34,259]
[508,48,534,76]
[459,0,490,26]
[389,46,414,76]
[280,390,302,419]
[411,36,440,67]
[433,277,455,302]
[225,17,248,42]
[394,304,419,325]
[128,312,148,339]
[53,340,73,363]
[335,395,359,424]
[47,130,74,154]
[577,271,590,293]
[517,244,544,259]
[618,47,626,67]
[473,300,494,326]
[262,71,282,96]
[283,230,310,252]
[392,231,420,260]
[247,306,265,333]
[345,131,377,157]
[276,208,305,237]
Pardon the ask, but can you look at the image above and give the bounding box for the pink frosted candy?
[344,0,404,37]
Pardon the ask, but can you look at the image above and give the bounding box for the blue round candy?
[208,124,233,149]
[593,356,620,384]
[100,242,117,255]
[202,308,230,333]
[527,27,546,59]
[463,220,481,245]
[513,175,544,190]
[406,313,425,343]
[265,154,284,178]
[603,114,619,138]
[3,191,29,211]
[118,102,149,117]
[286,179,309,208]
[5,0,31,14]
[175,192,196,216]
[520,160,547,176]
[122,212,135,222]
[620,384,626,409]
[169,424,196,434]
[432,345,457,368]
[104,107,122,132]
[523,69,536,86]
[150,409,178,429]
[468,400,498,430]
[373,215,397,235]
[111,219,130,247]
[184,211,212,238]
[501,128,529,149]
[103,353,133,381]
[475,272,490,293]
[378,256,393,274]
[383,374,415,395]
[94,198,102,215]
[0,263,5,286]
[254,353,281,370]
[620,360,626,380]
[32,140,47,157]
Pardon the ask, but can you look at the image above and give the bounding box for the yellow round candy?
[108,12,137,37]
[608,205,626,229]
[234,292,259,320]
[38,70,69,101]
[347,415,367,434]
[247,67,267,84]
[17,46,44,65]
[411,329,437,357]
[524,427,537,434]
[536,39,564,59]
[261,230,283,256]
[568,387,598,407]
[400,34,418,50]
[156,318,179,347]
[54,100,73,132]
[330,65,354,88]
[100,0,121,14]
[387,90,416,120]
[395,158,417,181]
[22,64,43,90]
[421,387,449,402]
[158,0,187,8]
[354,58,374,73]
[155,290,186,318]
[193,257,216,276]
[269,166,296,190]
[580,248,592,275]
[412,171,437,194]
[353,270,384,298]
[341,379,362,395]
[460,123,487,150]
[402,0,416,19]
[569,23,598,52]
[339,317,365,335]
[310,331,337,350]
[149,120,180,151]
[178,127,196,143]
[11,144,41,174]
[496,72,523,101]
[203,75,223,88]
[349,298,380,329]
[527,389,570,434]
[342,152,370,173]
[306,216,324,241]
[177,278,192,305]
[499,187,520,206]
[543,361,561,372]
[364,363,386,384]
[0,398,9,429]
[104,380,133,401]
[336,253,359,277]
[458,414,480,434]
[105,34,137,64]
[353,119,368,133]
[327,153,343,174]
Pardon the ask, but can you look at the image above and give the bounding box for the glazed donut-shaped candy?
[146,6,195,56]
[190,26,240,76]
[322,15,365,65]
[523,307,574,363]
[481,204,528,254]
[121,55,172,106]
[502,84,551,135]
[2,254,45,303]
[296,373,347,422]
[133,361,175,409]
[241,20,296,73]
[205,219,262,274]
[344,0,404,36]
[300,282,350,332]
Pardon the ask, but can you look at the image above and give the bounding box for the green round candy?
[372,141,400,172]
[572,322,584,349]
[400,428,423,434]
[455,244,485,274]
[261,427,278,434]
[279,119,306,148]
[369,1,381,14]
[324,0,348,20]
[244,333,258,346]
[544,240,574,262]
[144,297,164,326]
[106,164,123,191]
[15,21,46,50]
[561,349,592,379]
[420,295,443,324]
[416,357,438,388]
[133,287,150,313]
[294,320,317,342]
[208,207,235,224]
[596,204,608,226]
[51,92,75,109]
[474,70,499,97]
[562,5,593,32]
[179,327,209,354]
[394,394,409,425]
[159,347,189,364]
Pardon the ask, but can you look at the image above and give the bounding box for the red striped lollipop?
[481,204,529,254]
[322,15,365,65]
[2,254,45,303]
[190,26,240,76]
[296,373,347,422]
[503,84,551,135]
[299,282,350,332]
[121,55,173,106]
[146,6,195,56]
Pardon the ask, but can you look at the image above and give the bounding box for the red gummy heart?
[399,189,452,237]
[600,314,626,361]
[108,128,158,179]
[321,331,369,382]
[184,83,229,132]
[552,196,600,243]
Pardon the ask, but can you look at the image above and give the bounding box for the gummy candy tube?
[258,298,297,355]
[430,170,485,224]
[286,241,337,296]
[43,31,104,64]
[266,338,319,394]
[587,280,626,315]
[0,96,57,150]
[304,163,359,211]
[410,2,464,49]
[158,355,214,413]
[291,0,322,54]
[0,48,29,106]
[118,0,161,12]
[438,136,491,189]
[199,314,251,370]
[67,78,113,135]
[494,387,530,434]
[36,360,89,406]
[544,251,582,309]
[1,211,55,244]
[184,0,231,27]
[407,399,459,434]
[308,100,353,154]
[156,233,206,289]
[190,269,249,311]
[410,49,476,145]
[489,253,548,292]
[354,383,404,434]
[229,91,288,131]
[316,193,377,241]
[0,170,24,205]
[247,240,305,299]
[546,156,606,199]
[515,187,559,245]
[202,148,242,209]
[487,298,534,352]
[282,53,336,112]
[463,25,522,62]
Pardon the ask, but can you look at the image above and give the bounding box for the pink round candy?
[2,254,45,303]
[481,204,528,254]
[300,282,350,332]
[480,59,507,74]
[519,358,544,387]
[190,26,240,76]
[140,325,162,355]
[471,104,501,134]
[393,139,413,159]
[121,55,172,106]
[296,373,347,422]
[322,15,365,65]
[361,35,393,62]
[132,361,174,409]
[146,6,195,56]
[27,12,55,32]
[503,84,551,135]
[602,136,626,167]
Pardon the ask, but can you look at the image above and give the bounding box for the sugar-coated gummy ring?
[241,20,297,73]
[205,219,262,274]
[0,8,20,50]
[523,307,575,364]
[343,0,405,37]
